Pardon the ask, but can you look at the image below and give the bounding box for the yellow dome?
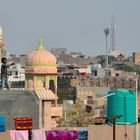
[27,39,57,67]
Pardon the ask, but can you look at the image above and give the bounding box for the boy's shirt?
[1,63,8,77]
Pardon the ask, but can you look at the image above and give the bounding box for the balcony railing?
[0,81,25,90]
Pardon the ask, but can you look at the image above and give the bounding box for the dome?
[26,39,57,74]
[27,39,57,67]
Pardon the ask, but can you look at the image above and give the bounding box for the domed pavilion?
[25,38,57,91]
[25,39,62,129]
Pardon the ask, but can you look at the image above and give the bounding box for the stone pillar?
[33,76,36,89]
[43,101,52,129]
[45,76,49,89]
[54,75,57,93]
[54,75,58,106]
[39,100,43,129]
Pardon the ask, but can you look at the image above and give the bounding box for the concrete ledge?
[0,90,39,130]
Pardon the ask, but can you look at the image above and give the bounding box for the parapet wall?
[0,90,39,130]
[88,125,134,140]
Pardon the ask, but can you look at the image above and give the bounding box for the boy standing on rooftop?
[0,57,14,90]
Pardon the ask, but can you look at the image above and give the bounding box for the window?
[87,96,93,101]
[87,96,93,104]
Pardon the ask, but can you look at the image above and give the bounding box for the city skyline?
[0,0,140,57]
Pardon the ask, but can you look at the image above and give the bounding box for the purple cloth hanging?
[67,130,79,140]
[46,130,59,140]
[46,130,79,140]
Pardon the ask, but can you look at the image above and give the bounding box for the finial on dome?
[37,38,44,50]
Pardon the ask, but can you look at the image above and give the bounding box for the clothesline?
[0,129,79,140]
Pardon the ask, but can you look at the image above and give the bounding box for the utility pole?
[111,115,122,140]
[135,78,138,140]
[104,28,110,68]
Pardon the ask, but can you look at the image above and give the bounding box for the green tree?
[119,64,135,72]
[57,89,71,102]
[96,55,117,66]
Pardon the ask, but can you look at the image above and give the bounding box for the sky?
[0,0,140,57]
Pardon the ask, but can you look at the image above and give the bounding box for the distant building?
[58,53,99,65]
[7,53,20,64]
[133,52,140,65]
[51,48,67,58]
[91,68,112,78]
[19,54,27,68]
[8,64,25,88]
[71,52,83,58]
[112,69,136,78]
[76,86,110,117]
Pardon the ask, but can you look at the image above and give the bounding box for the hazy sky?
[0,0,140,57]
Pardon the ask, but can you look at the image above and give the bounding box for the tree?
[119,64,135,72]
[96,55,117,66]
[57,89,71,102]
[57,103,95,127]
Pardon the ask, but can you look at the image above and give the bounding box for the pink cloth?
[15,130,28,140]
[32,129,46,140]
[10,130,16,140]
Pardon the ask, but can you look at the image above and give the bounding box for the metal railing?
[0,81,25,90]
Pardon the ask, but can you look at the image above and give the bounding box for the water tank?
[107,89,136,124]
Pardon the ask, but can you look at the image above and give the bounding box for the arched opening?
[49,80,55,93]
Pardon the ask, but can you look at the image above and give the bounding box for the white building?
[91,68,113,78]
[0,63,25,88]
[8,64,25,82]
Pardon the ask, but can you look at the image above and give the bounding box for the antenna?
[110,16,116,52]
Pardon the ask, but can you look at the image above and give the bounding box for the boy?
[0,57,14,90]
